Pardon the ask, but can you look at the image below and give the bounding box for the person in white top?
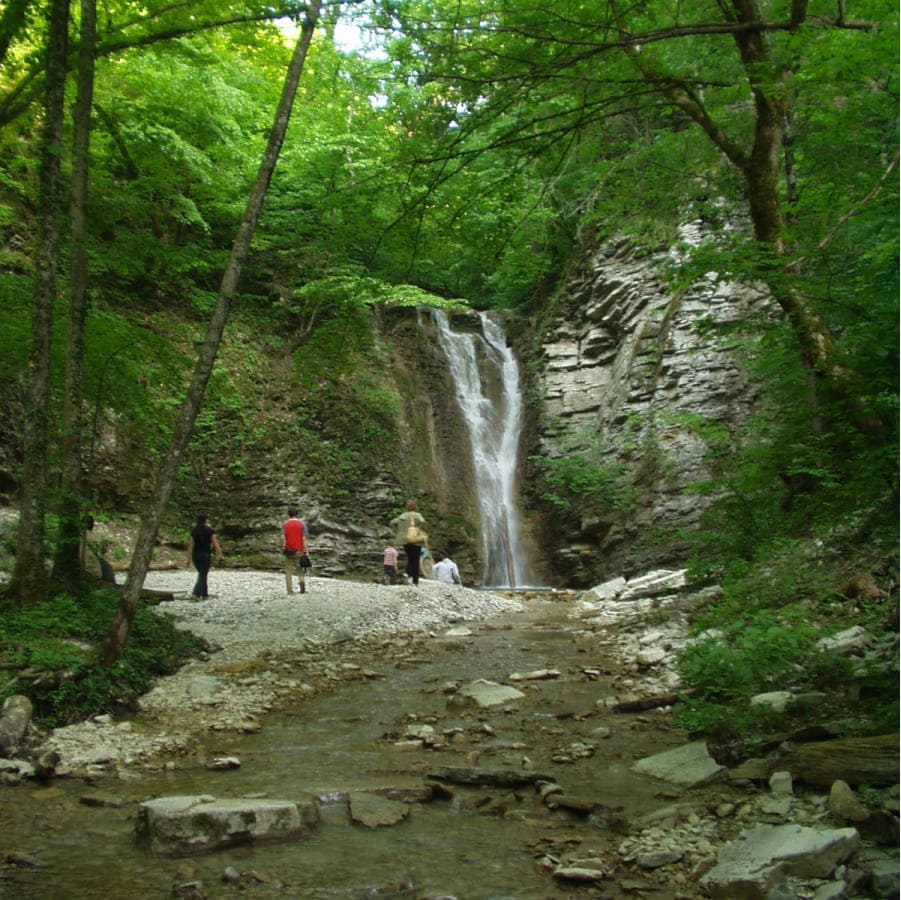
[432,554,462,585]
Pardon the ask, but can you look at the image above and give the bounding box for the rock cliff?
[0,228,766,591]
[525,224,767,585]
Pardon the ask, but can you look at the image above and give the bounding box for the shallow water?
[1,604,687,899]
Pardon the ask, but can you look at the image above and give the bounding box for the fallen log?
[788,733,899,787]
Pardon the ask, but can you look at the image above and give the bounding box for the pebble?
[39,572,521,771]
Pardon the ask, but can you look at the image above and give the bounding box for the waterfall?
[432,310,531,587]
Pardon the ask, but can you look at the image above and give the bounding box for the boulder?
[631,740,725,788]
[0,695,33,755]
[135,794,319,856]
[816,626,874,655]
[348,792,411,828]
[700,824,860,899]
[447,679,525,709]
[750,691,794,713]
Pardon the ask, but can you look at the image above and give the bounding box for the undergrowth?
[0,587,205,729]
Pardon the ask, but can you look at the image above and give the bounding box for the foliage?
[0,588,204,727]
[529,428,634,519]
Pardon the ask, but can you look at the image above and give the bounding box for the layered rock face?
[529,226,767,585]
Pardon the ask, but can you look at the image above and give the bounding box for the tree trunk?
[7,0,70,606]
[53,0,98,590]
[99,0,323,665]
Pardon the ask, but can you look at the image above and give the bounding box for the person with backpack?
[389,499,428,586]
[282,506,310,594]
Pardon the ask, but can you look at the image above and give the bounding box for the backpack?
[405,522,427,544]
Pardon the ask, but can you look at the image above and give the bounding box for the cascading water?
[431,310,531,587]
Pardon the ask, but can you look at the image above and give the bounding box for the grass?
[0,587,206,729]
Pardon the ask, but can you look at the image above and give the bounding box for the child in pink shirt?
[383,546,399,584]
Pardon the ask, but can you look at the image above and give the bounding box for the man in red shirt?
[282,506,308,594]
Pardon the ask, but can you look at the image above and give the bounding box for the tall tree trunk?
[99,0,322,665]
[53,0,97,589]
[728,1,881,434]
[7,0,70,606]
[620,0,881,437]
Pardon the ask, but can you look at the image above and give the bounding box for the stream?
[1,600,696,899]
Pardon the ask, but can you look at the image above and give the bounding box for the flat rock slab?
[348,792,411,828]
[700,824,860,899]
[136,794,319,856]
[631,740,725,788]
[0,696,33,755]
[448,679,525,709]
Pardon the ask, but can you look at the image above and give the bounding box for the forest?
[0,1,897,740]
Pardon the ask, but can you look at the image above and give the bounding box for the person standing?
[432,553,462,585]
[383,545,399,584]
[389,499,428,586]
[282,506,309,594]
[420,544,434,579]
[187,513,223,600]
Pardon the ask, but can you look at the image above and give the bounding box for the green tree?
[8,0,69,604]
[365,0,897,424]
[52,0,98,589]
[100,0,323,665]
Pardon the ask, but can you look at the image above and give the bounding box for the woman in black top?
[187,513,224,600]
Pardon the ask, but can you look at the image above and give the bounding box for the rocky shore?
[2,569,898,898]
[40,570,524,772]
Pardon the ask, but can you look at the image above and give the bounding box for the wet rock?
[79,793,127,808]
[0,695,32,755]
[135,794,319,856]
[871,859,901,897]
[810,881,848,899]
[829,780,900,844]
[631,740,726,788]
[546,794,603,815]
[699,824,860,899]
[635,647,667,667]
[205,756,241,770]
[729,757,773,782]
[4,852,43,868]
[637,848,682,869]
[553,865,605,882]
[348,792,411,828]
[508,668,561,681]
[428,765,548,787]
[33,748,60,779]
[0,757,35,779]
[447,679,525,709]
[770,771,794,795]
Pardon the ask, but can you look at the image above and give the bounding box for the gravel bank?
[40,570,523,771]
[142,568,523,660]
